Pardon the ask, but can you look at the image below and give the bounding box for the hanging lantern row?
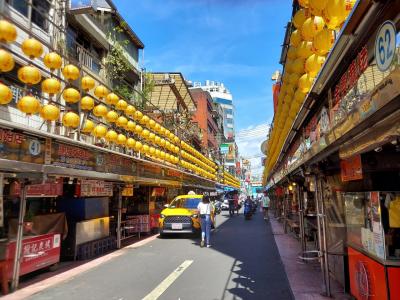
[180,159,216,180]
[180,150,216,174]
[180,140,216,169]
[265,0,356,177]
[0,19,222,182]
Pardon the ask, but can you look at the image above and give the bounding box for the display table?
[0,233,61,281]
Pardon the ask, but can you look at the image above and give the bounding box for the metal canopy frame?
[148,73,196,112]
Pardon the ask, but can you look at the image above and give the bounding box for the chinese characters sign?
[79,180,113,197]
[333,46,369,105]
[0,128,45,164]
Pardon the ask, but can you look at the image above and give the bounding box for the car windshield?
[169,197,201,209]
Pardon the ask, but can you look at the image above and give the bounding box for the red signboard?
[272,83,281,114]
[348,247,388,300]
[77,180,113,197]
[10,181,63,197]
[151,187,165,197]
[5,233,61,279]
[340,155,363,182]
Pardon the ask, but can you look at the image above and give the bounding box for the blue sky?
[114,0,292,175]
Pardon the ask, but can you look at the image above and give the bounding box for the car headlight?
[191,214,198,218]
[160,214,165,218]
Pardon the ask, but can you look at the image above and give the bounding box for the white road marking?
[142,260,193,300]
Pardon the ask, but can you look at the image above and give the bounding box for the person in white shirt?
[197,196,214,248]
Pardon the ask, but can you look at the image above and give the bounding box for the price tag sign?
[375,20,396,72]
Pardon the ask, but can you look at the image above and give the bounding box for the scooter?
[244,201,253,220]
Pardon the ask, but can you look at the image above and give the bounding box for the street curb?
[2,234,159,300]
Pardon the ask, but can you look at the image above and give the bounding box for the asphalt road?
[28,210,294,300]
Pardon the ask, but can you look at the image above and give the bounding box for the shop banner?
[340,155,363,182]
[26,182,63,198]
[0,128,45,164]
[152,187,165,197]
[79,180,113,197]
[51,142,137,176]
[122,184,133,196]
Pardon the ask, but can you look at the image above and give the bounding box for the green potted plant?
[23,210,34,234]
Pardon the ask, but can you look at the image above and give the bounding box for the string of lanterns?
[0,19,221,182]
[264,0,356,181]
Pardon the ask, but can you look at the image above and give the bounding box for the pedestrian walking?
[233,191,239,215]
[262,192,270,220]
[197,196,214,248]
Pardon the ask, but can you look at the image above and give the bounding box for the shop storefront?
[264,1,400,298]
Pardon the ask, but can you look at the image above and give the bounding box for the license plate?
[172,223,182,230]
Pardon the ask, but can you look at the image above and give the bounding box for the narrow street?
[26,211,293,300]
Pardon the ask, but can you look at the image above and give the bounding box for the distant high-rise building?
[193,81,235,140]
[193,81,237,174]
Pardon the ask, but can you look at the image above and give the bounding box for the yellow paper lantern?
[62,64,80,81]
[80,96,95,111]
[17,96,41,115]
[149,132,155,141]
[135,124,143,134]
[94,85,109,99]
[160,127,166,136]
[290,30,302,47]
[126,138,136,149]
[142,129,150,139]
[81,119,95,133]
[43,52,62,70]
[292,58,305,74]
[115,99,128,111]
[40,104,60,121]
[0,83,13,105]
[149,147,156,155]
[0,49,14,72]
[155,136,161,144]
[323,0,345,29]
[62,112,80,128]
[0,20,17,42]
[41,78,61,95]
[134,141,143,151]
[21,38,43,58]
[149,119,156,129]
[296,41,313,58]
[287,47,297,60]
[305,54,326,77]
[309,0,327,14]
[301,17,325,41]
[298,73,314,93]
[92,125,107,138]
[106,92,119,106]
[142,144,149,153]
[18,66,41,85]
[155,149,161,158]
[293,9,309,29]
[116,116,128,128]
[174,146,179,153]
[312,28,334,55]
[344,0,356,19]
[93,104,108,117]
[126,120,136,132]
[105,110,119,123]
[289,73,300,85]
[173,136,180,144]
[125,105,136,116]
[134,110,143,121]
[169,133,175,141]
[294,89,307,104]
[117,134,127,146]
[81,76,95,91]
[63,87,81,104]
[160,151,166,159]
[105,130,118,143]
[154,123,161,133]
[140,115,150,125]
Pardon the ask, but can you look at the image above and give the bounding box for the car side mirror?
[164,204,169,208]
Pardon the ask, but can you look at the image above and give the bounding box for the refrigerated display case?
[344,191,400,300]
